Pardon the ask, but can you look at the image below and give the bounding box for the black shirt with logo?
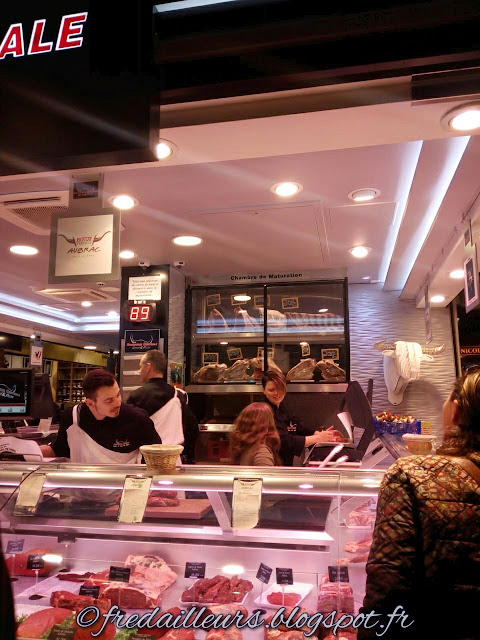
[262,396,315,466]
[52,403,160,458]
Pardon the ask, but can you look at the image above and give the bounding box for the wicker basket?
[140,444,184,473]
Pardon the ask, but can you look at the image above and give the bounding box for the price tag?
[129,634,155,640]
[232,478,263,530]
[6,539,24,554]
[256,563,272,584]
[328,566,350,583]
[118,475,152,524]
[276,568,293,585]
[48,627,76,640]
[26,554,45,571]
[185,562,206,579]
[12,473,46,516]
[109,566,131,582]
[79,584,100,598]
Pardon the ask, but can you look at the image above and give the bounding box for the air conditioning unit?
[33,287,118,304]
[0,191,69,235]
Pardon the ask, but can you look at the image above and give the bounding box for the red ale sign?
[0,13,87,60]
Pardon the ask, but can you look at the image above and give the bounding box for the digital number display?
[129,305,152,322]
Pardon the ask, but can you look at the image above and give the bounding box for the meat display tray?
[253,582,313,609]
[180,578,250,606]
[104,498,212,520]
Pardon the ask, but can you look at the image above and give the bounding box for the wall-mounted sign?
[460,347,480,355]
[227,347,243,361]
[190,269,347,286]
[206,294,221,306]
[257,347,274,359]
[73,180,99,199]
[301,344,311,357]
[254,295,270,307]
[124,329,160,353]
[321,348,339,361]
[202,352,219,365]
[128,276,162,301]
[281,296,299,310]
[29,345,43,367]
[49,211,120,283]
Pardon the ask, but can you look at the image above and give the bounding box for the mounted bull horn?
[373,340,445,405]
[374,340,445,355]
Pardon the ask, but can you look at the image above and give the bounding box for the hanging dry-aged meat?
[193,363,227,383]
[206,308,229,331]
[313,360,346,382]
[221,359,252,381]
[286,358,316,381]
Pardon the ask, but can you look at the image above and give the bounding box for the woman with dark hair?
[359,368,480,640]
[261,370,344,466]
[230,403,281,466]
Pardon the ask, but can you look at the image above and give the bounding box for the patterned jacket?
[358,453,480,639]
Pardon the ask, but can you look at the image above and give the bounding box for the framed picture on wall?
[464,248,479,313]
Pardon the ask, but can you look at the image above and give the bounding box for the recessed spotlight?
[318,308,328,313]
[348,188,381,202]
[9,245,38,255]
[299,484,314,489]
[156,140,174,159]
[109,195,138,210]
[349,246,371,258]
[362,276,371,280]
[172,235,202,246]
[107,311,118,317]
[449,269,464,279]
[270,181,303,197]
[430,295,446,303]
[119,250,137,259]
[84,345,97,350]
[220,341,228,345]
[113,350,119,355]
[81,301,92,308]
[233,295,251,302]
[441,101,480,132]
[221,564,244,575]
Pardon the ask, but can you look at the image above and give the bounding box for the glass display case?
[186,280,349,386]
[0,462,382,639]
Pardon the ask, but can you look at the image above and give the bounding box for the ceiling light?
[81,301,92,308]
[9,245,38,255]
[349,246,371,258]
[449,269,464,279]
[158,480,174,485]
[172,235,202,246]
[84,345,97,350]
[113,350,119,355]
[107,311,118,317]
[119,250,137,259]
[220,341,228,345]
[156,140,174,159]
[362,276,371,280]
[233,295,251,302]
[300,341,308,346]
[430,295,445,303]
[299,484,313,489]
[318,308,328,313]
[441,101,480,132]
[271,181,303,197]
[221,564,244,575]
[348,188,381,202]
[109,195,138,210]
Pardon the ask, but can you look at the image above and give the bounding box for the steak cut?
[266,592,301,606]
[286,358,316,381]
[50,590,111,609]
[57,571,94,581]
[193,363,227,383]
[313,360,346,382]
[17,607,73,639]
[181,575,253,603]
[221,359,252,381]
[5,547,55,577]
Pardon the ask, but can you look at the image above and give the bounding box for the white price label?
[12,473,46,516]
[118,475,152,523]
[232,478,263,530]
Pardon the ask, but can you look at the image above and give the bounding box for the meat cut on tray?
[17,607,73,639]
[82,554,177,609]
[5,547,55,577]
[57,571,94,582]
[317,575,354,614]
[50,590,111,610]
[264,607,315,640]
[206,626,243,640]
[266,592,301,606]
[193,363,228,383]
[344,534,372,553]
[181,574,253,603]
[221,359,253,381]
[286,358,316,381]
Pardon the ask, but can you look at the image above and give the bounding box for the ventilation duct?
[33,287,118,304]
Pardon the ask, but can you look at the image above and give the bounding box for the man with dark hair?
[41,368,160,462]
[127,350,198,463]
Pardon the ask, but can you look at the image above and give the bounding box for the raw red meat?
[344,535,372,553]
[206,627,242,640]
[264,608,315,640]
[145,607,182,639]
[266,592,301,606]
[163,630,195,640]
[50,590,111,610]
[72,600,116,640]
[57,571,94,581]
[116,490,178,504]
[5,547,54,577]
[147,495,180,507]
[181,575,253,603]
[17,607,73,638]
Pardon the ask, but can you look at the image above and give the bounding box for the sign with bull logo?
[48,210,120,283]
[124,329,160,353]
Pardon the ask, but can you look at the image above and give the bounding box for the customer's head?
[83,369,121,420]
[261,370,287,406]
[139,350,166,383]
[230,402,281,464]
[439,367,480,455]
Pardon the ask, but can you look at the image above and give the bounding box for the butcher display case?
[0,462,382,638]
[186,280,349,387]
